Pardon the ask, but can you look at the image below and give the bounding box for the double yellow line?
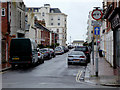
[76,70,83,82]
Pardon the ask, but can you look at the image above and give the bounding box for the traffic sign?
[91,9,103,20]
[91,20,102,26]
[94,27,100,35]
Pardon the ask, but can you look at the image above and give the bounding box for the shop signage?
[111,14,120,30]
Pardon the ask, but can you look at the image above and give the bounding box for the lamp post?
[54,32,55,51]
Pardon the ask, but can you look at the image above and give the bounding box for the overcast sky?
[23,0,103,44]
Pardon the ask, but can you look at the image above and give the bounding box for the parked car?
[37,48,44,64]
[40,48,52,59]
[74,46,90,63]
[67,51,87,65]
[55,46,64,55]
[49,48,56,57]
[9,38,38,68]
[62,46,69,53]
[65,46,69,52]
[68,45,74,49]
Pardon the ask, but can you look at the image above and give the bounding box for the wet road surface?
[2,51,112,88]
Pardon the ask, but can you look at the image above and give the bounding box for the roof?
[26,7,62,13]
[35,22,50,32]
[50,8,61,13]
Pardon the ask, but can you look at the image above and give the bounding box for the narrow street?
[2,51,111,88]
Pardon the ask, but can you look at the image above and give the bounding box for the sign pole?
[96,35,98,77]
[92,36,94,65]
[91,7,103,77]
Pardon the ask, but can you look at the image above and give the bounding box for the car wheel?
[11,64,15,68]
[42,59,44,63]
[49,54,52,59]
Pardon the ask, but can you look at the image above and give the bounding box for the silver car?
[67,51,87,65]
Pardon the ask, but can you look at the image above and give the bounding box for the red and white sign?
[91,9,103,20]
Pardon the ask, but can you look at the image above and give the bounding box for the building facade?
[1,1,26,70]
[86,11,94,43]
[25,11,58,47]
[72,40,84,46]
[27,4,67,46]
[102,0,120,69]
[10,2,26,38]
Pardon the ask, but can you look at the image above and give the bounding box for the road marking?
[76,70,83,82]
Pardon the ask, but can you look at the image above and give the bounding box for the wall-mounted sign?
[91,9,103,20]
[111,14,120,30]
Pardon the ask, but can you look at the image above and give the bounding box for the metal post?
[92,36,94,65]
[96,35,98,77]
[70,36,71,45]
[54,32,55,50]
[0,1,2,90]
[0,1,1,65]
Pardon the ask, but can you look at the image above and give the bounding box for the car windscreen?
[40,49,47,52]
[74,47,88,51]
[10,39,32,56]
[69,51,84,55]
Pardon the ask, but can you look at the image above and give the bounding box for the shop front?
[109,7,120,83]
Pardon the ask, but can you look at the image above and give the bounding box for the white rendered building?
[27,4,67,46]
[86,11,94,43]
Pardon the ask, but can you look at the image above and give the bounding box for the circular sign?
[91,9,103,20]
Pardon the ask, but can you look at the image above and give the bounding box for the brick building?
[1,2,11,70]
[1,1,26,70]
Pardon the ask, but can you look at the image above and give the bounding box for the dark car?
[9,38,38,68]
[62,46,69,53]
[49,48,56,57]
[74,46,90,63]
[40,48,52,59]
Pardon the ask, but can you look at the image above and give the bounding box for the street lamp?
[54,32,55,51]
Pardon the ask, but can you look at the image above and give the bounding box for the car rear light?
[28,61,31,63]
[46,52,49,53]
[38,53,40,56]
[85,51,89,54]
[80,56,85,58]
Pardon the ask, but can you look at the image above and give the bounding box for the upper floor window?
[42,12,45,16]
[51,17,53,20]
[57,29,59,33]
[58,23,60,26]
[65,18,66,22]
[51,23,53,25]
[58,17,60,20]
[1,8,5,16]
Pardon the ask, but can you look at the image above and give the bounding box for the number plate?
[73,59,79,61]
[12,58,19,60]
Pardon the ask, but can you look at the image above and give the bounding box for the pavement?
[1,63,11,72]
[85,51,120,87]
